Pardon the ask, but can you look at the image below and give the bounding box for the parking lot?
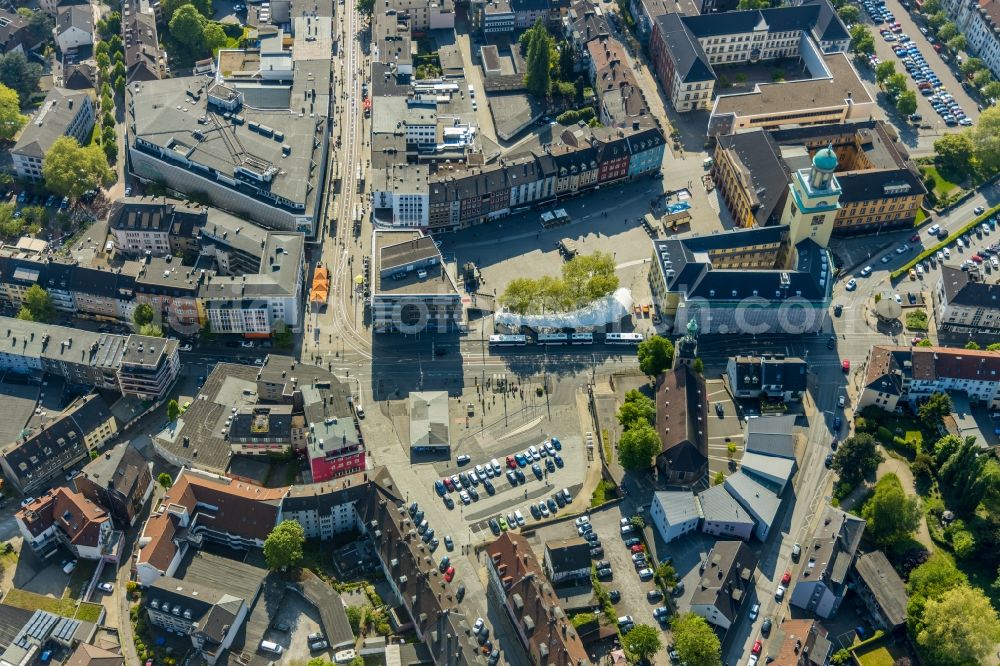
[858,0,980,132]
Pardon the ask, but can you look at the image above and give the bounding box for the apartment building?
[0,393,118,495]
[713,121,924,235]
[485,532,590,666]
[562,0,611,62]
[935,265,1000,340]
[12,88,94,181]
[789,506,865,618]
[383,0,455,31]
[116,335,181,401]
[75,442,153,527]
[107,197,204,257]
[943,0,1000,81]
[0,318,126,390]
[765,619,833,666]
[851,551,908,632]
[650,490,700,542]
[690,540,758,631]
[123,0,165,82]
[860,344,1000,411]
[726,354,807,401]
[55,5,92,53]
[16,488,121,563]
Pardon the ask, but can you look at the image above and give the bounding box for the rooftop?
[854,551,908,627]
[408,391,450,450]
[13,88,92,159]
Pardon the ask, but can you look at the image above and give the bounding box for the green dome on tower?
[812,145,838,172]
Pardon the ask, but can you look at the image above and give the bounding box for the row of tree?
[499,251,619,314]
[933,106,1000,180]
[874,61,918,117]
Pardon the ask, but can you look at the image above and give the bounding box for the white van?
[561,488,572,503]
[513,509,525,526]
[260,640,283,655]
[62,560,77,575]
[468,84,475,97]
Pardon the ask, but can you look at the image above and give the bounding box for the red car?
[842,359,850,372]
[781,570,791,585]
[910,234,920,243]
[752,640,762,656]
[506,455,517,469]
[630,544,644,554]
[444,566,455,582]
[933,43,943,52]
[973,254,984,263]
[443,477,454,491]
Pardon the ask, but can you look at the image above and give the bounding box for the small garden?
[904,309,929,332]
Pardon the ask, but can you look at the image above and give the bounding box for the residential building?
[743,415,797,459]
[62,64,97,90]
[12,88,94,181]
[16,487,122,563]
[727,354,807,401]
[486,532,590,666]
[0,393,118,495]
[145,570,261,665]
[713,121,925,235]
[0,606,98,666]
[944,0,1000,82]
[127,72,328,235]
[511,0,550,28]
[654,366,708,485]
[789,506,865,618]
[0,10,35,55]
[55,5,92,52]
[649,153,836,335]
[281,468,386,540]
[382,0,455,31]
[562,0,611,61]
[123,1,164,82]
[408,391,451,455]
[852,551,908,632]
[765,619,833,666]
[64,643,125,666]
[543,537,592,584]
[690,540,758,631]
[708,50,874,135]
[859,345,1000,411]
[723,471,782,540]
[935,265,1000,341]
[371,230,464,334]
[650,490,700,543]
[470,0,515,33]
[107,198,204,258]
[631,0,700,44]
[0,319,125,390]
[306,409,366,483]
[135,468,286,586]
[696,484,755,540]
[739,452,796,495]
[116,335,180,401]
[74,442,153,527]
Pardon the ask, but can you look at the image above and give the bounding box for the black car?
[584,532,600,543]
[554,492,565,507]
[530,503,541,519]
[545,458,555,472]
[483,479,495,495]
[468,486,480,501]
[761,617,773,636]
[834,304,843,317]
[609,589,621,603]
[827,336,836,349]
[515,468,525,483]
[596,567,613,580]
[715,402,724,417]
[546,498,558,513]
[443,495,455,509]
[590,546,604,557]
[825,453,834,468]
[531,463,543,480]
[489,518,501,535]
[506,470,518,486]
[456,584,466,602]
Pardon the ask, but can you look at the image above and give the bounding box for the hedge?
[891,203,1000,280]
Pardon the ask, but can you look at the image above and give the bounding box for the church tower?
[781,144,842,249]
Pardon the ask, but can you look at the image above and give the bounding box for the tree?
[917,585,1000,666]
[938,22,959,42]
[161,0,213,21]
[928,11,948,30]
[139,323,165,337]
[20,284,55,323]
[618,422,660,471]
[908,552,968,599]
[831,433,883,486]
[157,472,173,489]
[850,24,875,55]
[961,57,986,77]
[0,51,42,102]
[970,106,1000,174]
[973,69,994,89]
[42,137,114,198]
[203,22,228,54]
[655,561,677,588]
[737,0,770,8]
[306,659,334,666]
[983,80,1000,102]
[22,9,54,43]
[671,613,722,666]
[917,338,933,347]
[0,84,26,142]
[838,4,860,23]
[524,19,552,98]
[356,0,375,12]
[637,335,674,376]
[934,132,975,178]
[574,75,586,105]
[263,520,305,571]
[947,35,967,53]
[617,389,655,429]
[918,391,951,427]
[170,4,209,51]
[96,11,121,40]
[167,400,181,422]
[133,303,155,328]
[920,0,941,13]
[559,42,575,80]
[884,72,908,100]
[862,473,922,547]
[965,340,981,349]
[875,60,896,85]
[692,358,704,374]
[622,624,662,661]
[988,343,1000,351]
[896,89,918,116]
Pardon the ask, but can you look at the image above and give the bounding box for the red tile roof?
[17,488,110,548]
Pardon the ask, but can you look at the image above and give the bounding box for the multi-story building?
[727,354,808,401]
[382,0,455,31]
[935,265,1000,341]
[12,88,94,181]
[696,484,756,540]
[107,197,204,257]
[55,5,92,52]
[789,506,865,618]
[0,318,126,391]
[650,490,700,542]
[655,366,709,485]
[943,0,1000,81]
[0,9,36,55]
[562,0,612,62]
[543,537,592,585]
[851,551,908,633]
[859,344,1000,411]
[16,488,122,563]
[306,413,366,483]
[765,619,833,666]
[116,335,181,400]
[0,393,118,495]
[123,0,165,82]
[713,121,925,235]
[408,391,451,455]
[74,442,153,527]
[127,72,328,235]
[486,532,590,666]
[471,0,515,33]
[723,471,782,540]
[690,540,758,632]
[371,230,464,334]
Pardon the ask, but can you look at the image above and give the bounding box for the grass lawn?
[3,589,77,618]
[915,208,928,225]
[591,479,617,507]
[75,601,104,623]
[855,646,898,666]
[923,165,961,199]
